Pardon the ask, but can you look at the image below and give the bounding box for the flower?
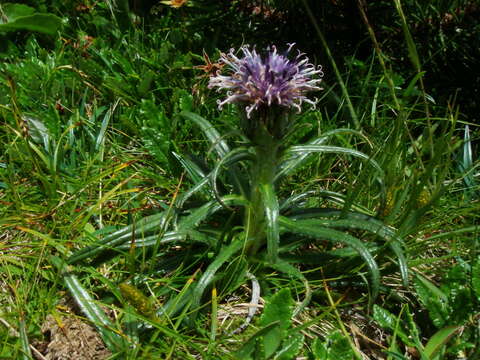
[208,44,323,118]
[161,0,188,8]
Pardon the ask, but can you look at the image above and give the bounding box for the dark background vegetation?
[3,0,479,123]
[1,0,479,358]
[3,0,478,145]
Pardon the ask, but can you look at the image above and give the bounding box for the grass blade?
[67,211,170,264]
[190,238,244,314]
[18,318,32,360]
[300,0,360,128]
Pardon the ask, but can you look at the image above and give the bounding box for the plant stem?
[245,134,279,256]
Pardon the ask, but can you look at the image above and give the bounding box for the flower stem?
[245,131,280,256]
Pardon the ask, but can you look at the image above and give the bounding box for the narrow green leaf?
[16,226,68,255]
[116,229,215,249]
[67,211,169,264]
[300,0,360,128]
[95,102,117,153]
[180,111,230,158]
[472,262,480,300]
[286,144,384,176]
[463,125,473,170]
[260,183,280,263]
[190,239,244,312]
[289,208,408,285]
[178,195,247,230]
[1,3,35,21]
[459,125,477,195]
[158,283,194,320]
[64,273,125,348]
[413,227,480,243]
[23,116,51,148]
[404,305,424,354]
[424,325,461,359]
[414,276,448,328]
[388,241,409,287]
[178,201,223,229]
[280,190,316,210]
[373,304,397,330]
[179,111,249,197]
[393,0,421,72]
[18,318,32,360]
[210,147,252,207]
[403,71,426,97]
[290,210,408,286]
[276,128,369,180]
[383,351,408,360]
[415,275,448,302]
[172,152,208,187]
[176,176,210,208]
[110,0,132,31]
[280,216,380,299]
[27,141,51,169]
[69,195,246,264]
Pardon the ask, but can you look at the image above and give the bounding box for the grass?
[0,1,479,359]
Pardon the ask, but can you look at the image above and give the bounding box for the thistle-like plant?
[61,44,408,345]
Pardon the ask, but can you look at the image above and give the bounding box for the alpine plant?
[208,44,324,119]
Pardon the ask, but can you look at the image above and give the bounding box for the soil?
[34,298,112,360]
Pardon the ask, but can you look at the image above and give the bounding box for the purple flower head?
[208,44,323,118]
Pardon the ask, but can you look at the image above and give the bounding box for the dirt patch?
[35,300,112,360]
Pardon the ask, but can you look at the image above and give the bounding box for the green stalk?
[245,128,280,257]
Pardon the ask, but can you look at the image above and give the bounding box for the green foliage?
[64,106,406,329]
[415,261,480,331]
[373,303,465,360]
[373,259,480,359]
[234,288,305,360]
[0,3,62,36]
[0,0,478,358]
[311,331,356,360]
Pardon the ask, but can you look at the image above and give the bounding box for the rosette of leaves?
[61,45,408,345]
